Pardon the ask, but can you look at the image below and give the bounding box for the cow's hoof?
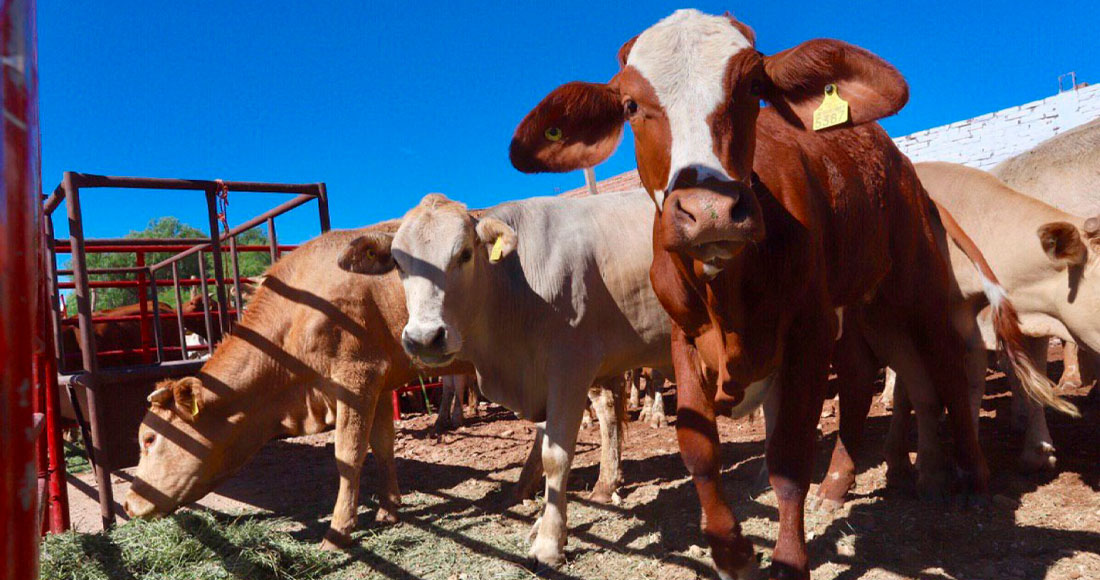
[884,464,916,494]
[716,560,764,580]
[589,482,616,504]
[320,529,351,551]
[807,493,844,514]
[1019,442,1057,473]
[374,508,399,524]
[650,416,668,429]
[916,472,950,504]
[528,536,566,568]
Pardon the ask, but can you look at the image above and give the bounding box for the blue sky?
[41,1,1098,244]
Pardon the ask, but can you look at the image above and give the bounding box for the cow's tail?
[936,201,1080,417]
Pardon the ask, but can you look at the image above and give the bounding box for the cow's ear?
[1038,222,1088,267]
[762,39,908,130]
[172,377,205,422]
[338,232,395,275]
[475,217,517,263]
[147,380,175,407]
[510,81,624,173]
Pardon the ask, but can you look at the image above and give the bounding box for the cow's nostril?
[428,327,447,350]
[673,197,696,224]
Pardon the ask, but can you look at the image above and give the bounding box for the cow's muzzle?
[660,177,765,262]
[401,324,457,366]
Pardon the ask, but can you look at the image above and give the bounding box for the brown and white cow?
[509,10,1031,579]
[122,223,474,548]
[338,190,672,567]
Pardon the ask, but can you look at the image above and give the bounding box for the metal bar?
[266,217,279,262]
[57,310,236,324]
[148,193,315,271]
[55,242,296,253]
[204,189,231,338]
[66,173,322,194]
[57,277,260,290]
[44,214,68,374]
[62,174,116,529]
[38,220,69,532]
[196,256,215,357]
[57,266,149,275]
[135,252,151,365]
[147,268,165,363]
[43,183,64,214]
[172,263,187,359]
[316,183,331,232]
[228,234,243,321]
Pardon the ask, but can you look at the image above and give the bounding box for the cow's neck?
[196,324,327,439]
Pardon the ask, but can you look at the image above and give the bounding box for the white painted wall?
[894,83,1100,169]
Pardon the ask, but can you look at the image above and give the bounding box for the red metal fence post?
[1,0,40,576]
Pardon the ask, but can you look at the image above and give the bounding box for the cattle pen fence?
[41,173,331,531]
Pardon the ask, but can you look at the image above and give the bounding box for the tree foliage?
[65,217,272,313]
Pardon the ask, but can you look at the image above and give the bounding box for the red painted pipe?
[1,0,41,575]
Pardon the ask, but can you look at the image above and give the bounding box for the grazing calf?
[337,190,671,567]
[123,223,473,549]
[509,10,1027,578]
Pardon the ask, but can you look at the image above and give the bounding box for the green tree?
[65,217,272,314]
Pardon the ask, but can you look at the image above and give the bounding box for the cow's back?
[467,190,670,416]
[992,118,1100,216]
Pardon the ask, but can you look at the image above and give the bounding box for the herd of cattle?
[114,10,1098,580]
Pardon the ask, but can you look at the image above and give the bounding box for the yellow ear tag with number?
[489,236,504,263]
[812,84,849,131]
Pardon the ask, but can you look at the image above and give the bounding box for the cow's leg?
[766,312,832,580]
[907,314,989,500]
[813,325,878,511]
[753,386,780,494]
[434,375,458,433]
[370,391,401,523]
[528,377,590,567]
[647,370,669,428]
[1011,336,1058,471]
[1059,340,1082,389]
[512,423,545,503]
[883,377,917,491]
[672,329,756,579]
[466,374,481,416]
[322,390,379,550]
[588,384,624,504]
[450,374,468,427]
[880,367,897,409]
[628,369,642,410]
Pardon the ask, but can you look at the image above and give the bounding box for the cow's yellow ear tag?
[191,398,200,418]
[812,84,849,131]
[489,236,504,263]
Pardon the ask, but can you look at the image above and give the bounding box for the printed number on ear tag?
[813,84,850,131]
[489,237,504,263]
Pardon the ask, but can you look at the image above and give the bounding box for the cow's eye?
[142,434,156,451]
[457,247,473,266]
[544,127,563,142]
[624,99,639,117]
[749,79,763,96]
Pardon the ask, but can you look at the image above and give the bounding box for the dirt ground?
[66,361,1100,579]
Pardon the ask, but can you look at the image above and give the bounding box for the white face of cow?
[626,9,755,208]
[389,194,517,366]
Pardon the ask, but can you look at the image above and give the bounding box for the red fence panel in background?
[0,0,40,578]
